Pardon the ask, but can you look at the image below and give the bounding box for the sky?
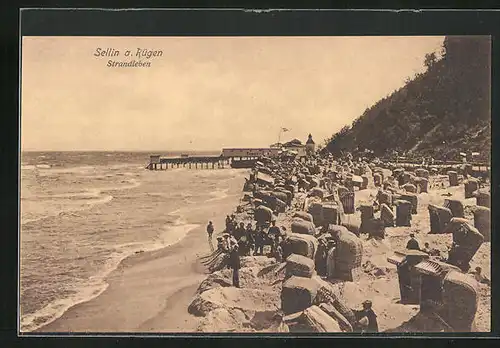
[21,36,444,152]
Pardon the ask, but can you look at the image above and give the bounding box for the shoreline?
[32,177,246,333]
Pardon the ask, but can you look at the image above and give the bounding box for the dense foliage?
[323,36,491,162]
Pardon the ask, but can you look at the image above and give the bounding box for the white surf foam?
[20,278,108,333]
[205,188,230,202]
[20,220,199,333]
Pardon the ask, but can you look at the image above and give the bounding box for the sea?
[20,151,247,332]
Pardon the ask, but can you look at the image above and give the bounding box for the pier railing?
[146,155,263,170]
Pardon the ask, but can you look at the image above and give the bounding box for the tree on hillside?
[424,52,437,70]
[324,36,491,161]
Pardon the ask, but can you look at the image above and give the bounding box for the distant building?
[306,134,316,156]
[221,148,281,158]
[282,139,307,158]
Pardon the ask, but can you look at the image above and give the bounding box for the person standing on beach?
[254,225,266,256]
[229,242,241,288]
[268,221,280,254]
[207,221,214,239]
[245,223,255,254]
[207,221,214,251]
[234,222,246,241]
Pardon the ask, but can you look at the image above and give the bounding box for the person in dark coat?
[245,223,255,252]
[253,225,265,256]
[228,242,241,288]
[315,237,329,277]
[353,300,379,333]
[234,222,246,240]
[268,221,281,254]
[406,233,420,250]
[207,221,214,240]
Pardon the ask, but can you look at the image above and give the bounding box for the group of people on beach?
[205,216,293,288]
[219,215,289,258]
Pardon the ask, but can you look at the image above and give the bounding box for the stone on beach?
[281,276,320,315]
[307,202,325,227]
[415,168,429,178]
[293,211,314,223]
[399,193,418,214]
[341,220,361,237]
[189,286,280,317]
[288,233,319,259]
[475,190,490,208]
[322,203,342,226]
[444,198,465,218]
[377,190,393,206]
[291,218,316,235]
[395,200,412,227]
[254,205,274,224]
[441,270,479,332]
[380,203,395,227]
[448,171,459,187]
[464,179,479,199]
[318,302,353,332]
[309,188,326,200]
[285,254,316,279]
[428,204,453,234]
[287,305,342,332]
[403,183,417,193]
[473,206,491,242]
[416,177,428,193]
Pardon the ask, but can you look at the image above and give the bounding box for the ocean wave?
[98,179,141,192]
[20,220,199,333]
[20,278,109,333]
[205,188,230,202]
[21,179,141,226]
[35,166,97,176]
[21,193,114,226]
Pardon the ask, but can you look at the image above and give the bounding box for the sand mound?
[197,308,251,332]
[189,287,280,317]
[197,271,234,294]
[240,256,277,269]
[197,260,284,296]
[197,307,285,332]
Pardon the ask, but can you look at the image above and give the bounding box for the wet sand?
[36,192,243,333]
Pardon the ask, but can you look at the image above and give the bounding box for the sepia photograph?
[20,34,491,334]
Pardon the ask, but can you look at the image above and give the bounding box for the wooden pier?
[146,154,261,170]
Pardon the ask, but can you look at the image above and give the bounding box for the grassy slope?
[324,36,491,162]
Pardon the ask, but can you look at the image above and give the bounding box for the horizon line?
[20,149,224,153]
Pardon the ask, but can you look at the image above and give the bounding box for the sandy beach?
[37,186,243,333]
